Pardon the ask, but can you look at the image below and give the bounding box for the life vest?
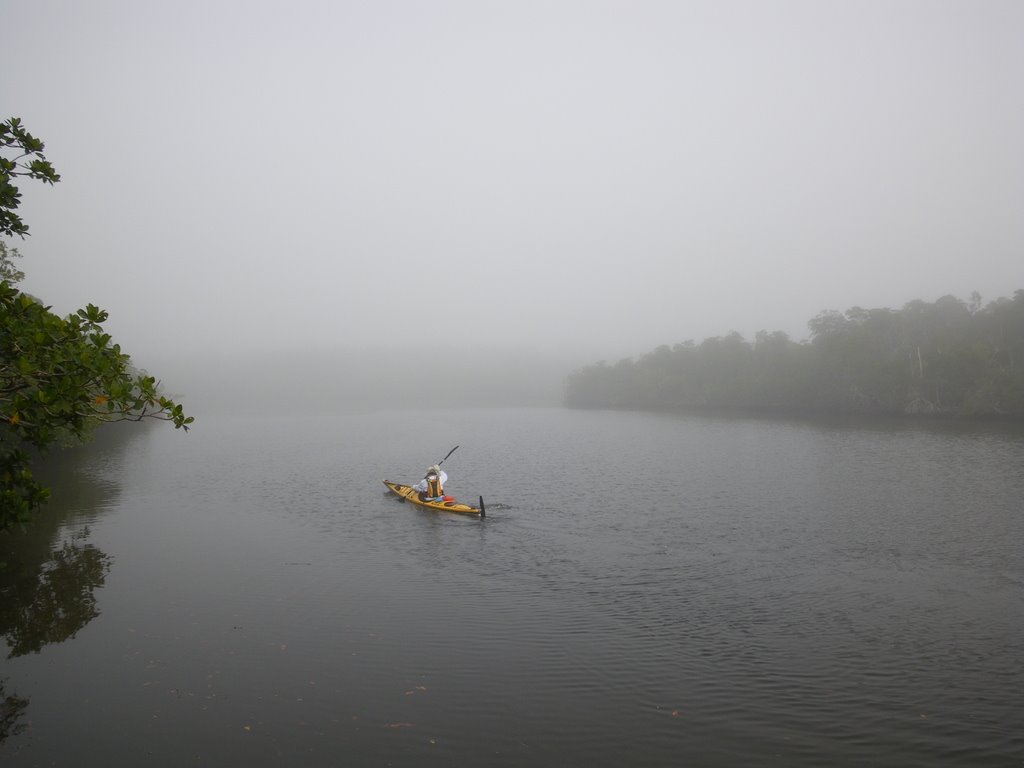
[425,474,443,498]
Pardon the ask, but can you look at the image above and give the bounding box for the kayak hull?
[382,480,483,516]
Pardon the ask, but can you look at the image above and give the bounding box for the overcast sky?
[5,0,1022,369]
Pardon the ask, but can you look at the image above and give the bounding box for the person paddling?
[412,464,449,502]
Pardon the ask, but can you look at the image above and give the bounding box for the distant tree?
[1,117,192,530]
[0,242,24,285]
[753,330,809,407]
[565,291,1024,419]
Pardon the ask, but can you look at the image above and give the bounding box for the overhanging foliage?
[1,117,191,530]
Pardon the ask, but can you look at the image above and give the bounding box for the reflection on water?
[0,425,137,744]
[0,679,29,744]
[0,529,112,657]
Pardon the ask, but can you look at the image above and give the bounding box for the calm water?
[1,408,1022,767]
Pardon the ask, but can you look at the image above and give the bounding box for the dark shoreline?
[564,402,1024,430]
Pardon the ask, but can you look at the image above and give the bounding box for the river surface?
[1,407,1022,767]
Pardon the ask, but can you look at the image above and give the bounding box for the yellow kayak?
[382,480,485,517]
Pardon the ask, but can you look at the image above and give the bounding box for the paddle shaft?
[436,445,459,467]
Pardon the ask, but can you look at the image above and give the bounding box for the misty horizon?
[5,1,1022,384]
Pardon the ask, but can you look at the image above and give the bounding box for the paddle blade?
[479,496,486,518]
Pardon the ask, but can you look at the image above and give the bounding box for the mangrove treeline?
[564,291,1024,418]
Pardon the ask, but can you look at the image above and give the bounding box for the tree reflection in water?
[0,680,29,743]
[0,528,112,658]
[0,425,136,745]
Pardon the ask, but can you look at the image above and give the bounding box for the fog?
[5,1,1023,407]
[156,346,582,416]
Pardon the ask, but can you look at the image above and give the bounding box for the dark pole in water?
[479,496,486,518]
